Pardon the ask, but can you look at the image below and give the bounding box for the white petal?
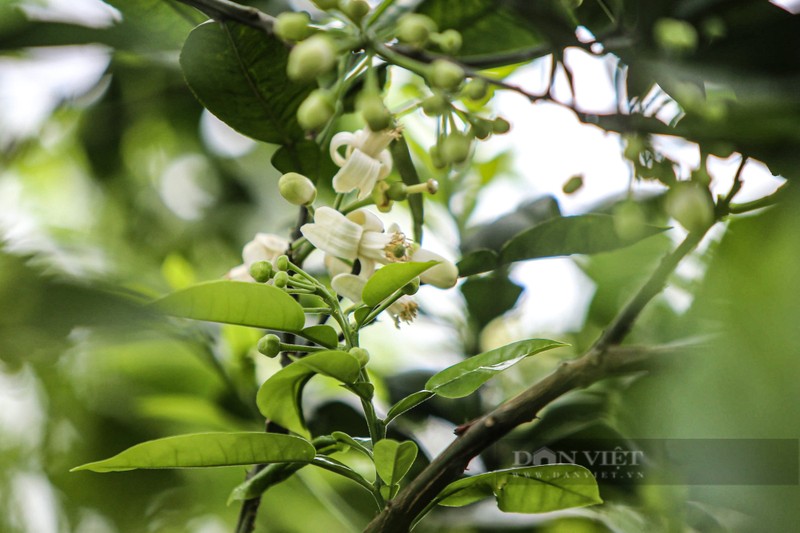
[301,206,362,260]
[357,128,396,158]
[225,264,253,282]
[330,131,356,167]
[377,149,393,180]
[347,209,384,233]
[242,233,289,265]
[332,149,383,200]
[411,248,459,289]
[331,273,366,303]
[359,230,393,263]
[324,254,352,278]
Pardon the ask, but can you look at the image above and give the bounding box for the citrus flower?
[331,273,419,327]
[300,207,411,277]
[330,126,401,200]
[409,247,459,289]
[226,233,289,281]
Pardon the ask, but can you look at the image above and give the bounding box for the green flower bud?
[274,12,314,42]
[287,35,336,82]
[258,334,282,358]
[400,277,420,296]
[276,255,290,272]
[249,260,274,283]
[396,14,437,46]
[440,133,471,164]
[278,172,317,206]
[463,78,488,101]
[421,93,449,116]
[491,117,511,134]
[428,59,464,92]
[273,270,289,288]
[470,118,492,140]
[665,182,715,233]
[613,200,647,241]
[623,134,645,162]
[431,29,462,54]
[386,181,408,201]
[341,0,370,22]
[429,145,445,169]
[358,94,393,131]
[349,347,370,366]
[562,175,584,194]
[311,0,338,9]
[297,89,335,131]
[653,18,698,54]
[691,165,712,187]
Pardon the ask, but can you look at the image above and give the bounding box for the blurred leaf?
[436,465,602,511]
[390,136,425,242]
[271,140,337,182]
[72,432,315,472]
[501,214,666,266]
[136,394,245,431]
[425,339,567,398]
[105,0,204,52]
[151,280,306,332]
[456,249,500,277]
[373,439,418,486]
[461,274,524,329]
[300,325,340,349]
[385,391,435,425]
[180,21,312,145]
[256,351,361,436]
[362,261,438,307]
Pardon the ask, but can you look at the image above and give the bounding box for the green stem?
[310,456,383,508]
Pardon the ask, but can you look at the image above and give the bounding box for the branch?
[363,229,709,532]
[172,0,275,32]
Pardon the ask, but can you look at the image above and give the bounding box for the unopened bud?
[358,94,393,131]
[429,145,445,169]
[278,172,317,206]
[311,0,338,9]
[562,175,584,194]
[665,182,714,232]
[492,117,511,134]
[287,35,336,82]
[421,93,449,116]
[428,59,464,92]
[297,89,335,131]
[613,200,647,241]
[276,255,290,272]
[341,0,369,22]
[431,29,462,54]
[440,133,471,164]
[349,347,370,366]
[386,182,408,201]
[273,270,289,288]
[274,12,314,42]
[463,79,488,101]
[400,277,420,296]
[470,118,492,140]
[396,14,437,47]
[258,334,282,358]
[653,18,698,55]
[249,261,274,283]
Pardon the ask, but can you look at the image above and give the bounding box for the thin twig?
[173,0,275,32]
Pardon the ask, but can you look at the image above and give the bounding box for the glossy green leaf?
[391,136,425,243]
[271,140,337,182]
[71,432,314,473]
[331,431,373,457]
[362,261,438,307]
[180,21,312,145]
[456,249,500,277]
[229,463,305,503]
[425,339,567,398]
[373,439,418,486]
[151,280,306,332]
[501,214,666,266]
[461,274,524,329]
[300,325,340,349]
[347,382,375,401]
[384,390,435,425]
[256,351,361,436]
[436,465,602,512]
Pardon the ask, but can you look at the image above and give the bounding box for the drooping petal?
[410,248,459,289]
[331,273,366,303]
[332,149,383,200]
[330,131,357,167]
[377,149,393,180]
[301,206,362,260]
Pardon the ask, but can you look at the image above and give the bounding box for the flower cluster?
[226,233,289,282]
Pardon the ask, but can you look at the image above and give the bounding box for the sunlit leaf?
[436,465,602,512]
[151,280,306,332]
[256,351,362,436]
[362,261,438,307]
[71,432,315,472]
[300,325,340,349]
[425,339,567,398]
[384,390,435,425]
[181,21,312,145]
[373,439,418,486]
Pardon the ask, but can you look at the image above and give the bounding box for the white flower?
[225,233,289,281]
[410,248,459,289]
[330,127,400,200]
[331,273,418,327]
[300,207,411,277]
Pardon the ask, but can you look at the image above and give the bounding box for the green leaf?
[229,462,305,503]
[390,136,425,243]
[271,140,337,182]
[362,261,438,307]
[384,390,435,425]
[461,274,524,329]
[331,431,373,457]
[373,439,418,486]
[180,21,312,145]
[256,351,361,436]
[425,339,567,398]
[347,382,375,401]
[456,249,500,277]
[300,325,340,349]
[500,214,666,265]
[436,465,602,512]
[151,280,306,332]
[72,432,314,473]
